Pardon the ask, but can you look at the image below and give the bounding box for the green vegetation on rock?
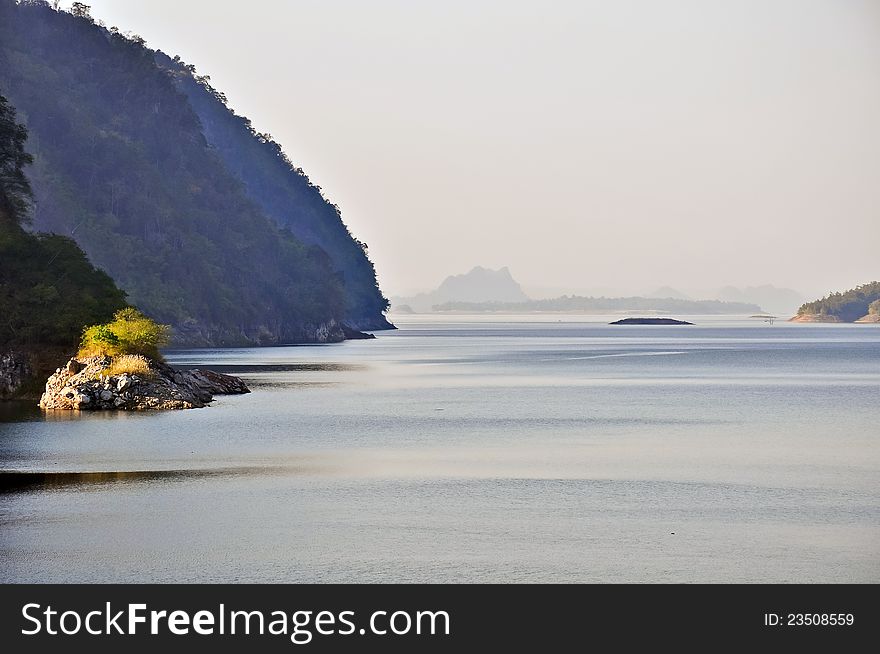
[79,308,170,360]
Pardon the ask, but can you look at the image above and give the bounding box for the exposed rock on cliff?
[39,356,249,411]
[170,319,348,347]
[0,351,32,399]
[341,324,377,340]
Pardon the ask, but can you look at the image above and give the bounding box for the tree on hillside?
[0,94,33,225]
[70,2,91,20]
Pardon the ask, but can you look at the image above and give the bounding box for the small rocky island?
[31,308,250,411]
[610,318,694,325]
[40,356,249,411]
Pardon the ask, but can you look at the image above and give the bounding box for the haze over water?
[58,0,880,298]
[2,316,878,582]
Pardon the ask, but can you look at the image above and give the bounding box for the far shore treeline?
[431,296,762,314]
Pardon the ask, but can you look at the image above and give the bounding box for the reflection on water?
[1,315,879,583]
[0,400,41,423]
[168,360,363,391]
[242,379,341,390]
[171,362,365,373]
[0,468,240,492]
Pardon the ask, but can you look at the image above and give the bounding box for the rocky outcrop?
[170,318,349,347]
[341,315,396,332]
[788,314,842,323]
[790,312,880,323]
[341,324,377,340]
[312,320,345,343]
[39,356,249,411]
[0,351,32,399]
[141,316,392,347]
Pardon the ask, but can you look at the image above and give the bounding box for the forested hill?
[0,1,390,345]
[794,282,880,322]
[159,54,390,332]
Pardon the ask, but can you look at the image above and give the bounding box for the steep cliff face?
[172,318,346,347]
[0,1,391,345]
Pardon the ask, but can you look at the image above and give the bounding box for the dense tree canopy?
[163,54,390,329]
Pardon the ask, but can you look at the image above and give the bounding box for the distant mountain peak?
[392,266,529,312]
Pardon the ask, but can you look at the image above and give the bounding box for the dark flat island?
[610,318,694,325]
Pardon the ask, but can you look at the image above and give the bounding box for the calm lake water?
[1,315,878,583]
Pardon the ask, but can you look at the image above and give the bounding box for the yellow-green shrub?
[79,308,170,360]
[106,354,153,377]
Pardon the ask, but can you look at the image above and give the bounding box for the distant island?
[432,296,760,314]
[610,318,694,325]
[392,267,762,315]
[790,282,880,323]
[641,285,804,315]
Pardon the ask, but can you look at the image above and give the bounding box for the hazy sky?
[64,0,879,298]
